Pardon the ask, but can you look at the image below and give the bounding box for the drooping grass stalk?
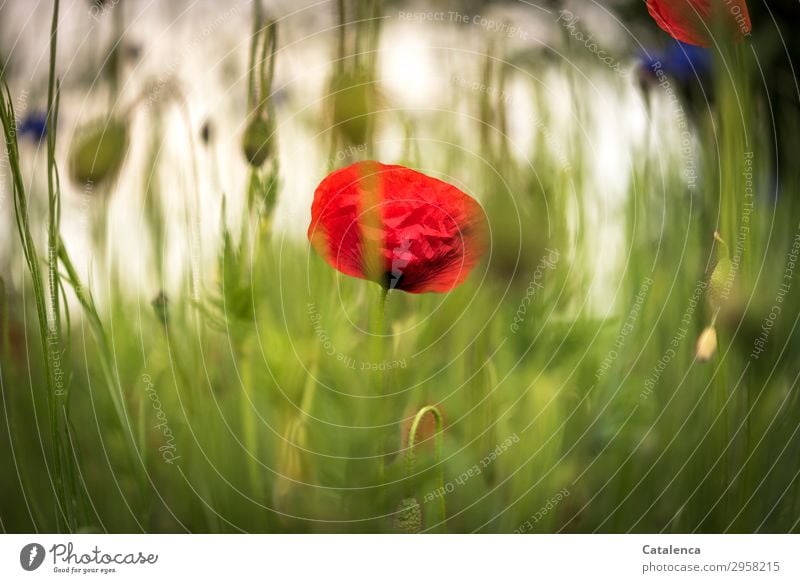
[58,245,140,469]
[45,0,78,532]
[406,405,446,533]
[713,40,754,527]
[0,0,81,531]
[0,94,73,528]
[46,0,68,420]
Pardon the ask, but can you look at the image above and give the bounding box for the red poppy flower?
[308,161,487,293]
[646,0,751,47]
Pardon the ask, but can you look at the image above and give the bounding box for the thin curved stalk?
[406,405,446,533]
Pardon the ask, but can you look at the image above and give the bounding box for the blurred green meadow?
[1,0,800,533]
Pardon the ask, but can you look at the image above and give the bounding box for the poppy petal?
[646,0,751,47]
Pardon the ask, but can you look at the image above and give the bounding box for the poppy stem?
[379,286,388,323]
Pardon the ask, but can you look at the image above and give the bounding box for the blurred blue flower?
[17,111,48,142]
[638,40,712,85]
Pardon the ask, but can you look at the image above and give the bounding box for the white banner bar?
[1,535,797,582]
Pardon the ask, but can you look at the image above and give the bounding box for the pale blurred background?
[1,0,720,311]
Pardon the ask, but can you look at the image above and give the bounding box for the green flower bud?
[151,291,168,325]
[332,70,374,146]
[242,114,273,167]
[68,119,128,185]
[394,497,421,534]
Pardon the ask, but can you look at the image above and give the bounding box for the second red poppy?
[646,0,751,47]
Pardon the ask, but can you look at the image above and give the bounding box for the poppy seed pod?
[242,113,273,167]
[331,70,375,146]
[68,119,128,185]
[394,497,422,534]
